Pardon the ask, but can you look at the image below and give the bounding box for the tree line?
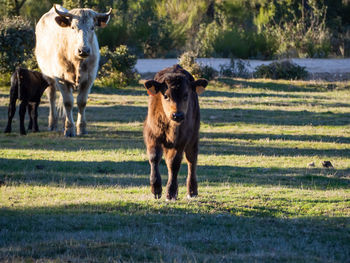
[1,0,350,59]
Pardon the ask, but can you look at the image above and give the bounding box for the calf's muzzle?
[172,112,184,122]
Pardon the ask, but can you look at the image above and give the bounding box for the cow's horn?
[94,8,112,18]
[54,4,74,19]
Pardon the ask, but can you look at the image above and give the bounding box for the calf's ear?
[144,80,166,96]
[192,79,208,95]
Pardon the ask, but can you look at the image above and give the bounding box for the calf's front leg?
[185,140,199,198]
[27,103,33,131]
[164,148,184,201]
[30,102,40,132]
[147,143,163,199]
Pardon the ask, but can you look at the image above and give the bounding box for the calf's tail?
[9,69,19,100]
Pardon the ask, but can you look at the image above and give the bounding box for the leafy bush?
[219,58,251,78]
[98,45,140,87]
[254,60,308,80]
[178,51,216,80]
[0,16,35,74]
[264,1,331,58]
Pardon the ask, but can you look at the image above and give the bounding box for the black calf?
[4,68,49,135]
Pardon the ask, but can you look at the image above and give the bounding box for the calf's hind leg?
[4,92,17,133]
[19,101,28,135]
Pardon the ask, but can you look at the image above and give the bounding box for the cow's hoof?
[77,126,87,136]
[64,128,76,137]
[166,192,178,201]
[187,194,198,200]
[48,118,58,131]
[151,185,162,199]
[20,131,27,136]
[4,127,11,133]
[166,196,177,202]
[154,193,162,199]
[48,125,57,131]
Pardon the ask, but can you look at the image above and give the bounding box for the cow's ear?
[144,80,165,96]
[55,16,71,27]
[95,9,112,28]
[192,79,208,95]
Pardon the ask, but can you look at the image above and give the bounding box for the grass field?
[0,78,349,262]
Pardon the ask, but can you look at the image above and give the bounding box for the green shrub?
[219,58,250,78]
[178,51,216,80]
[254,60,308,80]
[98,45,140,88]
[264,1,331,58]
[0,16,35,74]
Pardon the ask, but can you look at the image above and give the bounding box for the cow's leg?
[46,86,58,131]
[27,103,33,131]
[58,84,75,137]
[33,102,40,132]
[164,148,184,201]
[185,140,199,198]
[4,89,17,133]
[147,143,163,199]
[76,82,91,136]
[19,101,27,135]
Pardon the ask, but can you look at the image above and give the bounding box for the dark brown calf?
[143,64,208,200]
[4,68,49,135]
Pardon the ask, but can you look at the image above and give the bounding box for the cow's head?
[54,4,111,59]
[144,73,208,123]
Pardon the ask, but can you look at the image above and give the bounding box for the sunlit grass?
[0,78,349,262]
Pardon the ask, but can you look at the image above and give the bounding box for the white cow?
[35,4,111,136]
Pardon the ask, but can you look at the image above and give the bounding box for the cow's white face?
[54,5,111,60]
[69,14,96,59]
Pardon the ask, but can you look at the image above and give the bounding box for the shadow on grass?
[91,84,146,96]
[3,104,345,127]
[1,158,348,189]
[200,140,350,157]
[0,202,349,262]
[201,107,350,126]
[201,131,350,144]
[1,129,350,158]
[215,78,328,93]
[1,103,349,128]
[204,89,329,101]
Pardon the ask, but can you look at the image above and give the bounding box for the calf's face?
[144,74,208,123]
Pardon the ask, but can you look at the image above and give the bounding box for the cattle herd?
[3,5,208,200]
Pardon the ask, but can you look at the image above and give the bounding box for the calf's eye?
[163,94,169,100]
[183,94,188,101]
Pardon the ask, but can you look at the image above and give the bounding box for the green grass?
[0,78,349,262]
